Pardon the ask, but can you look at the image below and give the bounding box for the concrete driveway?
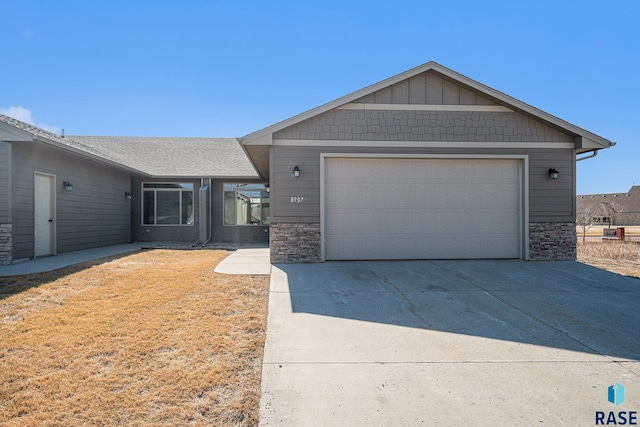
[260,260,640,426]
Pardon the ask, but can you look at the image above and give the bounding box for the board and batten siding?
[270,145,575,224]
[11,141,131,260]
[353,70,498,106]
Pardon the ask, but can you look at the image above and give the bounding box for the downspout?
[207,177,212,244]
[192,177,212,248]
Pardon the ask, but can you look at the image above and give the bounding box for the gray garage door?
[324,157,522,260]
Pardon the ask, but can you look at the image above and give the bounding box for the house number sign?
[290,197,304,203]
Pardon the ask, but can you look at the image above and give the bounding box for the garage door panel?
[324,158,522,260]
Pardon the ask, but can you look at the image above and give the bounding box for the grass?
[0,250,270,426]
[577,241,640,279]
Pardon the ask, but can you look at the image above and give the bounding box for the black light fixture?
[125,192,132,200]
[63,181,73,191]
[548,168,559,180]
[293,165,300,178]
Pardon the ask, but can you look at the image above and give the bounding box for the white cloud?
[23,29,34,40]
[0,106,61,134]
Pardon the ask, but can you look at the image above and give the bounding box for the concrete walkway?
[260,260,640,426]
[214,246,271,276]
[0,243,145,276]
[1,242,271,277]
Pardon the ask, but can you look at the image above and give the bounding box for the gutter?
[576,149,600,162]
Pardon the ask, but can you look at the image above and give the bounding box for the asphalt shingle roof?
[69,136,258,177]
[577,186,640,213]
[0,113,258,178]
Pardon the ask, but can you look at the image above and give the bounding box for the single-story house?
[577,186,640,226]
[0,61,615,266]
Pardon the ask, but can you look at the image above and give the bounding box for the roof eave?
[0,122,34,142]
[32,136,149,175]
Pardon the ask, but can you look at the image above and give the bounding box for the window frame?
[142,182,195,226]
[222,183,270,226]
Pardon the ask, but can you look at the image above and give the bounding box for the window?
[223,183,269,225]
[143,183,194,225]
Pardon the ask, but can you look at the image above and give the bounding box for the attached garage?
[321,155,527,261]
[241,61,615,263]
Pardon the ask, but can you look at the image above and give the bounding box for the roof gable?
[241,61,614,152]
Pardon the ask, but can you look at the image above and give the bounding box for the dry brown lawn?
[0,250,269,426]
[577,241,640,279]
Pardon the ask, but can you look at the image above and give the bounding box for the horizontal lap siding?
[271,146,575,224]
[0,142,9,222]
[528,150,575,222]
[12,142,131,259]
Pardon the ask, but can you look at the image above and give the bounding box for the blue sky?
[1,0,638,194]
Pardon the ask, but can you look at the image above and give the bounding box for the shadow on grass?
[0,252,141,300]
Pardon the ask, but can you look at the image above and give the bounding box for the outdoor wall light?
[293,166,300,178]
[125,192,132,200]
[63,181,73,191]
[548,168,559,180]
[265,184,270,193]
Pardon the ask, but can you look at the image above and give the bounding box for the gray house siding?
[0,142,10,223]
[0,142,11,264]
[271,145,575,224]
[273,110,575,143]
[11,141,131,260]
[354,71,497,106]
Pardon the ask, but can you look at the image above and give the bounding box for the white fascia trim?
[319,153,530,262]
[337,103,513,112]
[274,139,574,149]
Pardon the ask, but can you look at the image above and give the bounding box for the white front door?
[34,173,55,257]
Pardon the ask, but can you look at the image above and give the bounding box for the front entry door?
[34,173,55,257]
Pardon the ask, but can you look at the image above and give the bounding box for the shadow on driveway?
[276,259,640,361]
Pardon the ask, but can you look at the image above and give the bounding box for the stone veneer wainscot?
[270,223,320,263]
[0,223,12,266]
[529,222,576,261]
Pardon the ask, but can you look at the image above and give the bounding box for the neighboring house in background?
[0,61,615,266]
[577,186,640,226]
